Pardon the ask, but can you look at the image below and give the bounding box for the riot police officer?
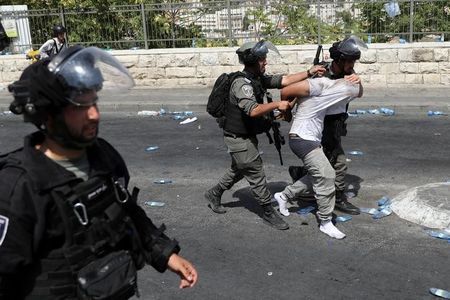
[38,24,68,60]
[0,45,197,299]
[204,40,325,230]
[289,36,366,215]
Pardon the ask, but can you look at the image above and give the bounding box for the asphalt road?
[0,105,449,299]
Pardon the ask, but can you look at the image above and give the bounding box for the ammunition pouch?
[77,250,138,300]
[31,176,147,299]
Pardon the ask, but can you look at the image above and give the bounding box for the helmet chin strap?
[45,113,96,150]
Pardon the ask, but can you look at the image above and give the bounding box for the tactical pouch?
[216,116,226,128]
[77,250,138,300]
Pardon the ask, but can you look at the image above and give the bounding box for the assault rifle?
[265,92,285,165]
[313,44,323,65]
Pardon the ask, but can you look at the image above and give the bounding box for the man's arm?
[249,100,290,117]
[280,65,326,87]
[343,74,363,97]
[280,80,311,101]
[38,39,54,59]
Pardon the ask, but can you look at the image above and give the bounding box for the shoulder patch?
[241,85,254,97]
[0,215,9,246]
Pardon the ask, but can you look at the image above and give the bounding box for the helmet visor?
[252,40,280,57]
[338,35,368,54]
[48,47,135,105]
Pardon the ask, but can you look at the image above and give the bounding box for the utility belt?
[31,175,146,299]
[223,131,255,139]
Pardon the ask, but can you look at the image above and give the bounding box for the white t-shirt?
[289,78,360,142]
[38,38,67,59]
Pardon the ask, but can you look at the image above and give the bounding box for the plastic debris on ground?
[171,111,193,116]
[359,196,393,219]
[372,207,392,219]
[380,107,395,116]
[145,146,159,152]
[427,110,447,116]
[377,196,391,206]
[360,207,379,215]
[1,111,12,116]
[137,109,195,119]
[267,272,273,276]
[180,117,198,125]
[335,215,352,223]
[429,288,450,299]
[345,191,356,199]
[153,179,173,184]
[138,110,159,116]
[144,201,165,207]
[172,115,186,120]
[297,206,315,215]
[348,107,395,117]
[424,229,450,240]
[367,109,380,114]
[348,150,364,156]
[348,107,394,116]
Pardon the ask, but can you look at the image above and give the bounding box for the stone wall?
[1,42,449,88]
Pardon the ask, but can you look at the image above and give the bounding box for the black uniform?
[0,131,179,299]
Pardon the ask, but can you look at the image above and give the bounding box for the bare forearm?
[280,65,326,87]
[249,102,280,117]
[280,80,310,100]
[280,71,309,87]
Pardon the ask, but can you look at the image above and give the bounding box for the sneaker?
[319,221,346,239]
[274,192,290,216]
[335,200,360,215]
[204,190,227,214]
[262,205,289,230]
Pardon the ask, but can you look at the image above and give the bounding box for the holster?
[322,113,348,163]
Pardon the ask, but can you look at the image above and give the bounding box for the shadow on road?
[227,174,363,220]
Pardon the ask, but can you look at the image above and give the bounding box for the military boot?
[334,190,360,215]
[204,184,227,214]
[262,204,289,230]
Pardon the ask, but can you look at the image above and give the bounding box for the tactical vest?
[223,75,271,136]
[30,174,145,299]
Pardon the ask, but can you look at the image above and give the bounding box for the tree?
[356,0,450,42]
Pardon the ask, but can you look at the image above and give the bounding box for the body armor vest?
[223,75,272,136]
[30,175,145,299]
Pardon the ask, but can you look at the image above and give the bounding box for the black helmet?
[8,45,134,128]
[329,35,367,61]
[236,40,280,65]
[52,24,66,37]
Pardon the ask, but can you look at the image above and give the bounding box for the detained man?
[274,75,363,239]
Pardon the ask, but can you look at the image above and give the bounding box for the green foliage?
[356,0,449,42]
[3,0,449,49]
